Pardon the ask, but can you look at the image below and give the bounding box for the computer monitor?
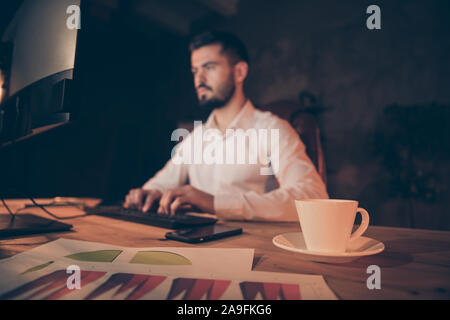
[0,0,81,144]
[0,0,83,238]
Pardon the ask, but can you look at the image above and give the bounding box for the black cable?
[2,122,88,220]
[18,196,89,220]
[1,197,15,217]
[1,181,89,220]
[2,194,89,220]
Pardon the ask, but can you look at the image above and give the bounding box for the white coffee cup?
[294,199,370,253]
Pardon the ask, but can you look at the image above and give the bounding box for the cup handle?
[349,208,370,242]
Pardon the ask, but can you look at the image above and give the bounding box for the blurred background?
[0,0,449,230]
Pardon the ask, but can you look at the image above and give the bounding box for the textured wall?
[198,0,450,229]
[2,0,448,230]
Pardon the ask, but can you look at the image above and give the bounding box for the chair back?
[259,100,327,185]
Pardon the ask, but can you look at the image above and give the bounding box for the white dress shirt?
[142,100,329,221]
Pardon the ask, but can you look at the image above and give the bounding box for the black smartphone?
[165,225,242,243]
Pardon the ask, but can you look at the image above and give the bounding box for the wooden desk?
[1,199,450,300]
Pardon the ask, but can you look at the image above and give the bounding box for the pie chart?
[130,251,192,265]
[65,250,123,263]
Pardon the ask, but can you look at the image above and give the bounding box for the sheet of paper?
[0,238,338,300]
[0,238,254,274]
[0,259,337,300]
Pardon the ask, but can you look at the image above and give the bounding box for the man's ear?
[234,61,248,84]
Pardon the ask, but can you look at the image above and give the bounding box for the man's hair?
[189,31,249,65]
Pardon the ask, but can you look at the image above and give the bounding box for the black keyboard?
[84,205,217,229]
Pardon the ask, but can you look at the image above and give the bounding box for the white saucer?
[272,232,385,264]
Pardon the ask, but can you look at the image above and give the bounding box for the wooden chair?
[259,100,327,185]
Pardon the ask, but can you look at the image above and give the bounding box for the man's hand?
[158,185,215,216]
[123,189,162,212]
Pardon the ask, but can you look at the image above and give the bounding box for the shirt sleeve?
[213,117,329,222]
[141,135,190,192]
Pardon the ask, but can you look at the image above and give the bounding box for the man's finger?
[129,191,138,208]
[180,204,193,210]
[159,190,175,215]
[137,191,145,210]
[169,196,188,216]
[123,194,130,208]
[165,188,188,214]
[142,193,158,213]
[158,191,168,214]
[142,194,153,213]
[128,190,137,208]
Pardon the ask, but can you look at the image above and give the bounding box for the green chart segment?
[21,261,54,275]
[65,250,123,262]
[130,251,192,265]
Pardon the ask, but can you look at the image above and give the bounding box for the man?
[124,31,328,221]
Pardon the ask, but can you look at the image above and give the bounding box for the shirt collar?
[205,99,255,131]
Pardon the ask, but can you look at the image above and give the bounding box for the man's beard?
[198,75,235,112]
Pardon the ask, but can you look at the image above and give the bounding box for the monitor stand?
[0,213,73,239]
[1,120,74,239]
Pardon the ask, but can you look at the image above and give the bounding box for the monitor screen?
[0,0,81,143]
[2,0,80,96]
